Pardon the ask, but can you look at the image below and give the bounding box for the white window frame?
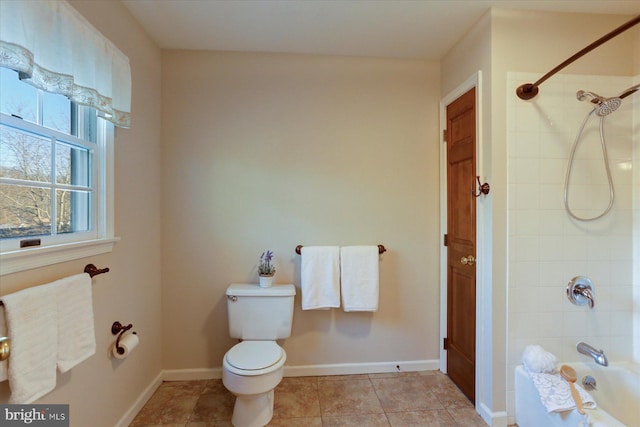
[0,108,117,275]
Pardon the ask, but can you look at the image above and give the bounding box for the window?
[0,68,116,274]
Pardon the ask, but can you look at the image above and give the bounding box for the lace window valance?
[0,0,131,128]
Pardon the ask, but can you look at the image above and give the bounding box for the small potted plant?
[258,250,276,288]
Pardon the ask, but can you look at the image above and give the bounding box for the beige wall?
[442,8,638,423]
[635,26,640,73]
[161,51,441,370]
[0,1,163,426]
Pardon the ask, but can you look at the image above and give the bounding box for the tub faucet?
[577,342,608,367]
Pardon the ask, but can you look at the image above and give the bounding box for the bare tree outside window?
[0,68,88,239]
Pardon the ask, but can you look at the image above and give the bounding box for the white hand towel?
[340,246,379,312]
[55,273,96,373]
[301,246,341,310]
[0,306,7,382]
[2,284,58,404]
[529,371,597,413]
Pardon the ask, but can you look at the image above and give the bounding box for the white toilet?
[222,283,296,427]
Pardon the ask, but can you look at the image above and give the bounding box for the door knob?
[460,255,475,266]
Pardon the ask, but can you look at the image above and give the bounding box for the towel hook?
[473,176,490,198]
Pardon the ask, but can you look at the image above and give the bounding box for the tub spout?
[577,342,608,366]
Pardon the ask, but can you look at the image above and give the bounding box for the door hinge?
[443,337,449,350]
[443,234,448,246]
[442,129,447,142]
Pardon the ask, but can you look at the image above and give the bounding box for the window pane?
[0,184,51,238]
[0,68,37,123]
[43,91,71,134]
[0,125,52,182]
[56,189,91,234]
[56,141,90,186]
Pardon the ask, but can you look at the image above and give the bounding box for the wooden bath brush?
[560,364,585,415]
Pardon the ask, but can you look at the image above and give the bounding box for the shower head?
[575,90,621,116]
[594,97,622,116]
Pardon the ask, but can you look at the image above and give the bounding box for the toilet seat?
[224,341,285,376]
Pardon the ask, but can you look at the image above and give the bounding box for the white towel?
[301,246,341,310]
[340,246,379,312]
[0,306,7,382]
[2,284,58,404]
[529,371,597,413]
[55,273,96,373]
[522,344,557,373]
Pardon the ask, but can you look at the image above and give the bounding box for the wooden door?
[445,88,476,402]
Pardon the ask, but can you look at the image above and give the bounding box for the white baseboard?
[114,371,163,427]
[284,359,439,377]
[478,402,508,427]
[160,359,439,382]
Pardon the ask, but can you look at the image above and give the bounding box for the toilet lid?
[226,341,283,370]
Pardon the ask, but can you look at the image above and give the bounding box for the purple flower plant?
[258,250,276,275]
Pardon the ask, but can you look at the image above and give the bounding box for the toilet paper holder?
[112,321,136,355]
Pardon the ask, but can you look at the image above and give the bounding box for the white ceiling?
[122,0,640,60]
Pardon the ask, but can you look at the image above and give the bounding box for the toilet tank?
[226,283,296,340]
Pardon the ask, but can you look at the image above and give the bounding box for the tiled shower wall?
[506,72,637,417]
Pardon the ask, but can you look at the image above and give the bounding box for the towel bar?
[0,264,109,307]
[295,244,386,255]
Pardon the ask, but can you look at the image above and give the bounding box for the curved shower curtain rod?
[516,15,640,100]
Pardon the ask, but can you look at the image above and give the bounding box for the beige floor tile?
[131,425,185,427]
[273,377,321,418]
[318,378,384,416]
[130,381,203,426]
[130,373,489,427]
[186,421,233,427]
[368,371,423,379]
[431,384,473,408]
[386,409,457,427]
[318,374,370,382]
[447,407,488,426]
[268,416,323,426]
[371,376,444,412]
[189,380,234,423]
[322,413,391,426]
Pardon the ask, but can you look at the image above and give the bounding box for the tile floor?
[130,371,490,426]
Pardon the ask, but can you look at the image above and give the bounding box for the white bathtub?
[515,363,640,427]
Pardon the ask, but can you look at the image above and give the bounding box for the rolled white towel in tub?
[523,344,557,373]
